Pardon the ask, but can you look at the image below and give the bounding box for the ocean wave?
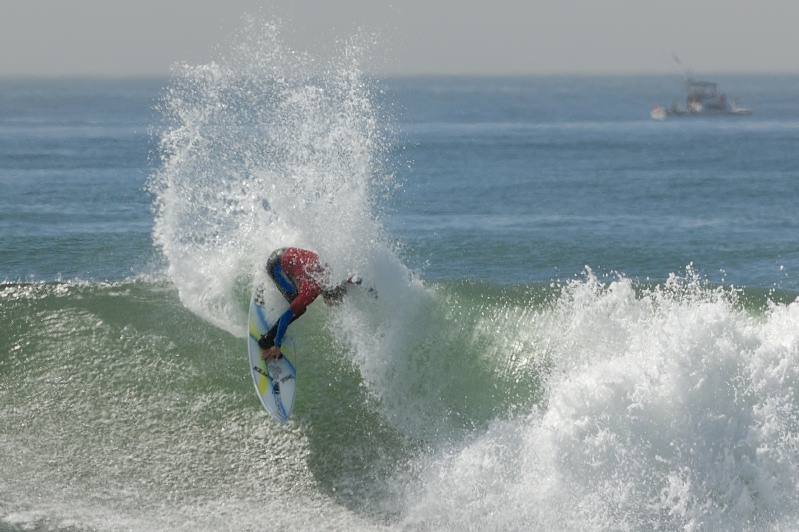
[3,272,799,529]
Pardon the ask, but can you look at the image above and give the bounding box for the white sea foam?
[398,269,799,530]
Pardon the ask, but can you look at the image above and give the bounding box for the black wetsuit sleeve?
[257,307,306,350]
[258,324,278,350]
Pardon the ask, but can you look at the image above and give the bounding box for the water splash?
[148,17,401,335]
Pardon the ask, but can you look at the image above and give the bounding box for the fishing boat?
[651,77,752,119]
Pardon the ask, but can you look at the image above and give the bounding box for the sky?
[1,0,797,78]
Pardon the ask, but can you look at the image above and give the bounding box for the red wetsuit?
[278,247,325,316]
[260,247,327,349]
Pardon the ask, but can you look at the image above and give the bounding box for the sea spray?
[148,17,403,337]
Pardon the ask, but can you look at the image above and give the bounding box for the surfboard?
[247,282,297,424]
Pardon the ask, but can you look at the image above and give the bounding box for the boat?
[651,77,751,119]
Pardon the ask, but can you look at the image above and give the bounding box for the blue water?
[387,75,799,288]
[3,76,798,290]
[0,78,159,281]
[2,22,799,532]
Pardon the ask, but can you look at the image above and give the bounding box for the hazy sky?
[1,0,797,77]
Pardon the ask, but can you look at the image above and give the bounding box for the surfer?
[258,247,349,361]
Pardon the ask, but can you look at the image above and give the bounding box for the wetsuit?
[258,248,325,351]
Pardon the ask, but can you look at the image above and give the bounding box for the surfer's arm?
[257,307,294,350]
[260,307,296,361]
[270,282,315,346]
[272,307,294,347]
[259,308,292,362]
[289,281,317,315]
[258,281,316,357]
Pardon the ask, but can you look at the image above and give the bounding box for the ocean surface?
[3,25,799,532]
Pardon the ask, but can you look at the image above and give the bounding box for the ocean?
[2,24,799,532]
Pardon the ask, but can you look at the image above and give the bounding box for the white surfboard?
[247,282,297,424]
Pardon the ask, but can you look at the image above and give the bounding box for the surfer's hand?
[261,345,282,361]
